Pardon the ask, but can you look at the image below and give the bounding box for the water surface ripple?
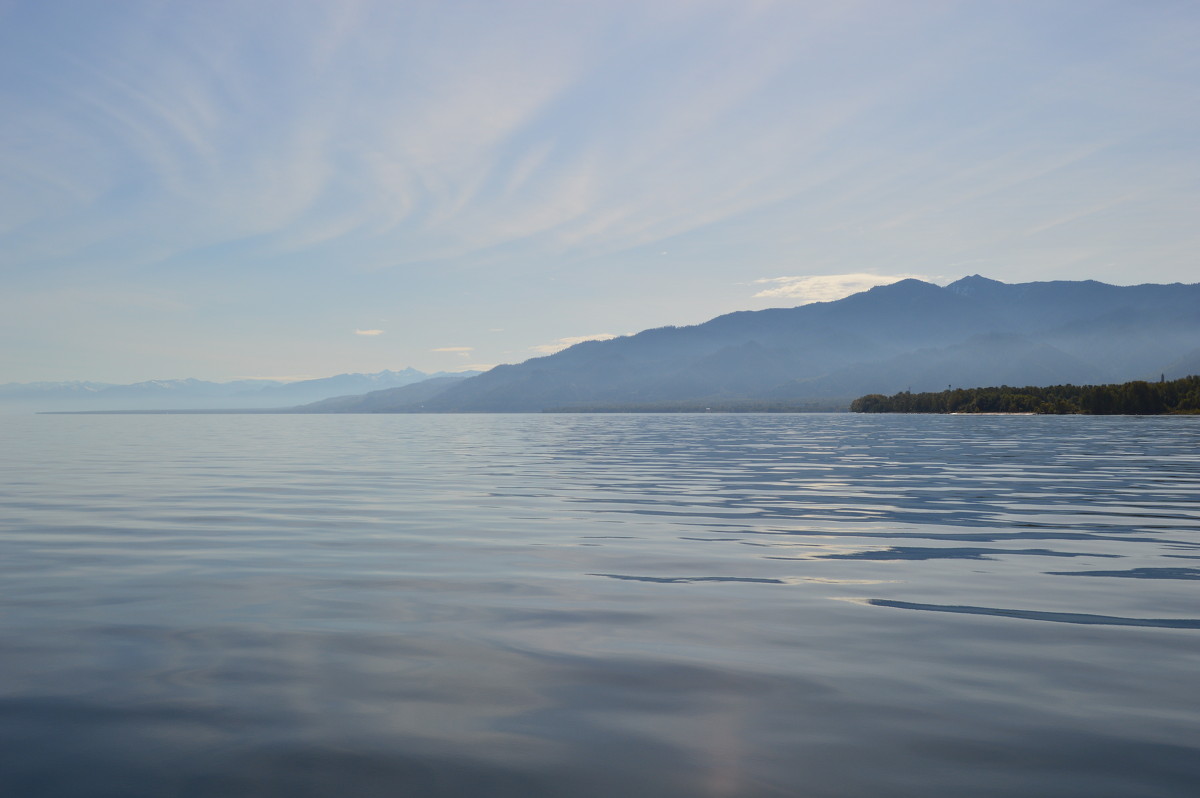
[1,413,1197,797]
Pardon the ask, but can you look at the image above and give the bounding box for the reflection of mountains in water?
[1046,567,1200,580]
[306,275,1200,412]
[590,574,787,584]
[869,599,1200,629]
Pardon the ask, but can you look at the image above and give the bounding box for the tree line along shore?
[850,375,1200,415]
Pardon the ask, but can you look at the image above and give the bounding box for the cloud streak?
[753,274,931,304]
[433,346,474,358]
[531,334,618,355]
[6,1,1198,280]
[354,329,383,336]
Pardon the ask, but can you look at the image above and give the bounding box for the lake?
[1,413,1197,797]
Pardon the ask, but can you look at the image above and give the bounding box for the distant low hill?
[304,276,1200,412]
[2,369,478,412]
[296,375,477,412]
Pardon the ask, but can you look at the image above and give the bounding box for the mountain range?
[296,276,1200,412]
[1,369,477,412]
[15,276,1199,414]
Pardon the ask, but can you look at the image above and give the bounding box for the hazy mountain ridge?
[297,376,478,412]
[2,369,476,411]
[16,277,1199,414]
[339,276,1200,412]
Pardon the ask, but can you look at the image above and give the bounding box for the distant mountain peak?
[842,277,949,306]
[946,274,1006,295]
[853,278,946,301]
[873,277,936,291]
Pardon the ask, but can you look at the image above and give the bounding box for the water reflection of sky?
[1,413,1198,796]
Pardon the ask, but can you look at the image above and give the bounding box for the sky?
[1,0,1198,383]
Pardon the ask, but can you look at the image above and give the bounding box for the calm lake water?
[1,413,1198,797]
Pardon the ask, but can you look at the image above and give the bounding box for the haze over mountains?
[1,369,475,412]
[299,276,1200,413]
[15,276,1199,414]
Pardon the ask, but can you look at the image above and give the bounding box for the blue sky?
[2,0,1197,383]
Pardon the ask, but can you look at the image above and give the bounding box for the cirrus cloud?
[354,329,384,336]
[433,346,474,358]
[752,273,931,304]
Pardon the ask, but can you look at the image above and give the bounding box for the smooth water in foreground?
[1,413,1197,797]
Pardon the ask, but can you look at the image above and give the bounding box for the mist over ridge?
[1,369,478,412]
[336,273,1200,410]
[301,275,1200,413]
[14,276,1198,414]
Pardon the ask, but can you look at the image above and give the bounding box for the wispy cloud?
[531,333,618,355]
[4,1,1199,383]
[753,273,929,304]
[7,2,1196,281]
[432,346,474,358]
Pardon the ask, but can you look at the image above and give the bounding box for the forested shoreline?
[850,376,1200,415]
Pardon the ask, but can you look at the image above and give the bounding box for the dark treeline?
[850,376,1200,415]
